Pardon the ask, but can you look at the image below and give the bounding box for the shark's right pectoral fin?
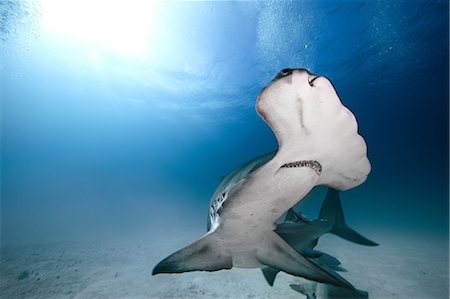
[256,232,354,289]
[152,234,232,275]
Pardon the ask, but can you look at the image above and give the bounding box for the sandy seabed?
[1,229,448,299]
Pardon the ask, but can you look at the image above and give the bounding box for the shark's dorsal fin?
[256,232,354,289]
[261,267,280,286]
[152,234,232,274]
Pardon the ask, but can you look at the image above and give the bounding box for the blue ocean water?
[1,1,448,298]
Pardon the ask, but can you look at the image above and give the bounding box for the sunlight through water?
[40,0,158,58]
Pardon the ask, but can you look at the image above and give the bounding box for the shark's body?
[153,69,371,289]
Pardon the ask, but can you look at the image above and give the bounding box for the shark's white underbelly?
[215,162,320,268]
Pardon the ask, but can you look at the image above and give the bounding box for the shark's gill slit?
[280,160,322,175]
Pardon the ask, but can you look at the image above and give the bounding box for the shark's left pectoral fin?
[256,232,354,289]
[152,234,232,275]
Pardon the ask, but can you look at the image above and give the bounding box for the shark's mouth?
[281,160,322,175]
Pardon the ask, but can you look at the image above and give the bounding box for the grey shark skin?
[262,187,378,286]
[152,69,371,289]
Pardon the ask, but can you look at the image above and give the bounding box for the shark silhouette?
[153,68,371,289]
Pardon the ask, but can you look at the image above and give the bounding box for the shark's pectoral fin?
[152,234,232,275]
[256,232,353,289]
[261,266,280,286]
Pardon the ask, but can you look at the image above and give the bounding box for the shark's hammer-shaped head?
[257,68,371,191]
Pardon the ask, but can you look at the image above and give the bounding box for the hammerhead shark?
[153,68,371,289]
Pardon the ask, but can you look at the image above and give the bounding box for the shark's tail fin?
[319,188,378,246]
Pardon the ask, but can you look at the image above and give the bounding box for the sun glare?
[40,0,157,57]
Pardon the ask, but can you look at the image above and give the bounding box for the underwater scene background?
[1,1,448,298]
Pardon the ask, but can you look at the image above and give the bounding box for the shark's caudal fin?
[320,189,378,246]
[152,234,232,275]
[256,232,354,289]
